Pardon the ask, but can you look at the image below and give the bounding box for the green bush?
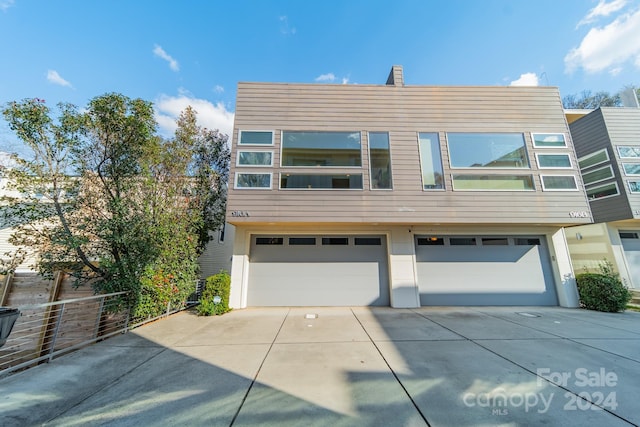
[197,271,231,316]
[576,261,632,312]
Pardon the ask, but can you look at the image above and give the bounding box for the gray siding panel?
[229,83,591,226]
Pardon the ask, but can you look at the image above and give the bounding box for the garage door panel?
[248,236,389,307]
[416,236,557,306]
[620,231,640,289]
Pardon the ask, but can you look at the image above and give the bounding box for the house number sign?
[231,211,250,217]
[569,211,589,218]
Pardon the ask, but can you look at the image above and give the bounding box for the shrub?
[576,261,632,312]
[197,271,231,316]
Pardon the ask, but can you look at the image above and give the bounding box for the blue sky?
[1,0,639,158]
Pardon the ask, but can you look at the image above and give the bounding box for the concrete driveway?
[1,306,639,426]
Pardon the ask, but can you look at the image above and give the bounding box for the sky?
[1,0,639,159]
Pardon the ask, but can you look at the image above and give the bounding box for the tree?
[562,90,622,109]
[1,94,230,318]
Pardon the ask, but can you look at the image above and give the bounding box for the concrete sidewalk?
[1,306,639,426]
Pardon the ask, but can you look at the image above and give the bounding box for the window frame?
[617,146,640,159]
[578,148,609,170]
[447,132,530,169]
[535,153,573,169]
[237,130,274,146]
[368,131,393,190]
[236,150,274,167]
[234,172,273,190]
[622,163,640,176]
[451,174,536,191]
[280,130,363,168]
[540,175,579,191]
[279,173,364,190]
[628,181,640,194]
[586,182,620,200]
[531,133,568,148]
[418,132,445,191]
[582,164,615,186]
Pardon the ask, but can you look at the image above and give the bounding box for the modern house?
[566,106,640,289]
[225,66,592,309]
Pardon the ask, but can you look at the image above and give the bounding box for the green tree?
[2,95,229,318]
[562,90,622,109]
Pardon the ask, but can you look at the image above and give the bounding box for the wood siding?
[570,108,639,223]
[228,82,591,225]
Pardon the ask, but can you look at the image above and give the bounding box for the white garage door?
[620,231,640,289]
[416,235,557,306]
[248,235,390,306]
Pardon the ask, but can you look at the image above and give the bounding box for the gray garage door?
[620,231,640,289]
[248,235,390,306]
[416,235,557,306]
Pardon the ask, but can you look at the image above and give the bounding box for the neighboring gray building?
[226,66,591,309]
[566,107,640,289]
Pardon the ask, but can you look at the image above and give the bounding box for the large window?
[582,165,614,185]
[532,133,567,148]
[281,131,361,167]
[578,149,609,169]
[235,173,272,189]
[238,131,273,145]
[628,182,640,193]
[622,163,640,176]
[618,146,640,158]
[452,174,535,191]
[541,175,578,191]
[586,182,619,200]
[447,133,529,168]
[536,153,572,169]
[369,132,392,189]
[418,133,444,190]
[236,151,273,167]
[280,173,363,189]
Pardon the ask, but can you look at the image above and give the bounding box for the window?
[515,238,541,246]
[417,237,444,245]
[582,165,614,186]
[450,237,477,246]
[289,237,316,245]
[618,146,640,158]
[541,175,578,191]
[256,237,283,245]
[532,133,567,148]
[235,173,272,189]
[620,232,639,239]
[418,133,444,190]
[628,181,640,193]
[623,163,640,176]
[280,174,363,189]
[448,133,529,168]
[536,153,572,169]
[578,149,609,169]
[452,174,535,191]
[482,237,509,245]
[369,132,392,189]
[354,237,382,245]
[236,151,273,167]
[586,182,619,200]
[238,131,273,145]
[322,237,348,245]
[281,131,361,167]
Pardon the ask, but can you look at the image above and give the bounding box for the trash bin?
[0,307,20,348]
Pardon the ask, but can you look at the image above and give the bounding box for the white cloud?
[565,7,640,74]
[315,73,336,82]
[509,73,540,86]
[341,77,350,85]
[46,70,73,87]
[279,16,297,35]
[578,0,628,27]
[213,85,224,93]
[0,0,14,12]
[153,44,180,72]
[154,94,234,138]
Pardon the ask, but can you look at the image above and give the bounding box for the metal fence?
[0,291,197,377]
